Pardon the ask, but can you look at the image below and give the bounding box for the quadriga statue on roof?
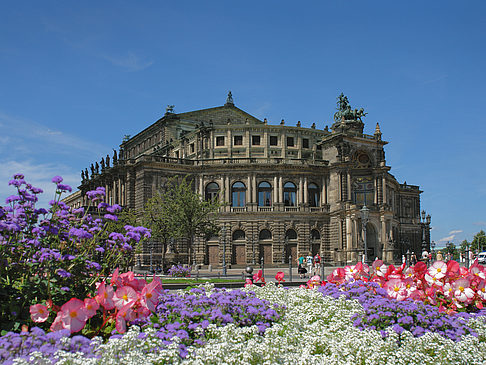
[334,93,367,122]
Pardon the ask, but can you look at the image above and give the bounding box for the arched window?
[232,229,245,241]
[311,229,321,240]
[308,183,320,207]
[258,181,272,206]
[259,229,272,240]
[285,229,297,240]
[232,182,246,207]
[283,182,297,206]
[205,182,220,201]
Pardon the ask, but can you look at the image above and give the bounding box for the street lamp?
[222,225,227,276]
[251,235,255,265]
[360,205,370,266]
[281,236,288,264]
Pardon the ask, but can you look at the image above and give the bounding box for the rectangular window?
[216,136,225,146]
[316,145,322,150]
[302,138,309,148]
[190,143,195,153]
[234,135,243,146]
[287,136,294,147]
[269,136,278,146]
[252,135,261,146]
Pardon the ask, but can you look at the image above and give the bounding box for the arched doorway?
[232,229,246,265]
[285,229,298,263]
[259,229,273,264]
[310,229,321,256]
[366,223,379,260]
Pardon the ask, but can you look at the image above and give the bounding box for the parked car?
[477,252,486,265]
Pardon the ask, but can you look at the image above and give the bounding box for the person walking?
[313,253,321,276]
[306,254,313,278]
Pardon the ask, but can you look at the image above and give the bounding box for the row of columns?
[198,174,329,208]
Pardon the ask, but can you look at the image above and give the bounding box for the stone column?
[298,177,303,207]
[247,175,252,204]
[346,215,353,262]
[199,176,204,197]
[279,176,283,207]
[273,176,278,204]
[224,176,230,212]
[374,176,378,205]
[209,130,214,159]
[382,175,387,205]
[245,129,250,158]
[304,177,308,205]
[347,171,352,202]
[252,174,257,206]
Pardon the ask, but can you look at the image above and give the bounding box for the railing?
[258,207,273,212]
[231,207,247,213]
[285,207,299,212]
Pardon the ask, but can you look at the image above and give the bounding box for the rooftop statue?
[165,105,175,114]
[225,91,234,105]
[333,93,367,123]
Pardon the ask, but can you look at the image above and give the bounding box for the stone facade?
[65,94,431,267]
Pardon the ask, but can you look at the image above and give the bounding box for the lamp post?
[466,243,470,268]
[431,240,436,261]
[222,225,227,276]
[251,236,256,265]
[360,205,370,266]
[281,236,288,264]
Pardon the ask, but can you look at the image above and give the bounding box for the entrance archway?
[366,223,379,260]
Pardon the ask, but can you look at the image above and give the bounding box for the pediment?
[175,105,263,126]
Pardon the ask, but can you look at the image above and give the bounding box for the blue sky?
[1,1,485,247]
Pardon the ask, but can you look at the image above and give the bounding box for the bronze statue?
[334,93,367,123]
[113,149,118,165]
[106,154,110,168]
[90,164,95,177]
[95,162,99,174]
[100,157,105,171]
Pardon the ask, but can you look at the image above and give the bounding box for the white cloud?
[0,160,80,209]
[449,229,463,235]
[473,222,486,226]
[438,235,455,243]
[0,111,107,159]
[101,52,153,72]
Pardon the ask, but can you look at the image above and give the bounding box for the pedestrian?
[436,251,443,261]
[313,253,321,276]
[411,252,417,266]
[298,262,307,279]
[305,254,313,278]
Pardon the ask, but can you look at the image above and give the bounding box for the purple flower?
[106,204,122,213]
[103,214,118,221]
[56,269,72,278]
[51,176,63,184]
[57,184,72,192]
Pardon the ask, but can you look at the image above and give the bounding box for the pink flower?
[96,282,115,310]
[84,297,99,318]
[275,272,285,284]
[115,303,133,334]
[253,270,264,283]
[244,278,253,287]
[424,272,444,287]
[50,312,64,332]
[30,304,49,323]
[384,278,408,301]
[307,275,321,289]
[327,267,345,284]
[141,281,160,312]
[372,260,387,277]
[454,278,475,303]
[113,285,138,310]
[428,261,447,280]
[59,298,88,333]
[477,280,486,301]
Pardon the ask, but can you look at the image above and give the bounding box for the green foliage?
[444,241,458,258]
[143,176,221,265]
[472,230,486,253]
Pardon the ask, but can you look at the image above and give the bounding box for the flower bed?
[2,282,486,364]
[2,174,486,364]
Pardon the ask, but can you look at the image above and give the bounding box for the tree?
[143,176,221,266]
[444,241,458,259]
[143,191,174,270]
[471,230,486,253]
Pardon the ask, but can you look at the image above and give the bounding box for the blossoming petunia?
[30,304,49,323]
